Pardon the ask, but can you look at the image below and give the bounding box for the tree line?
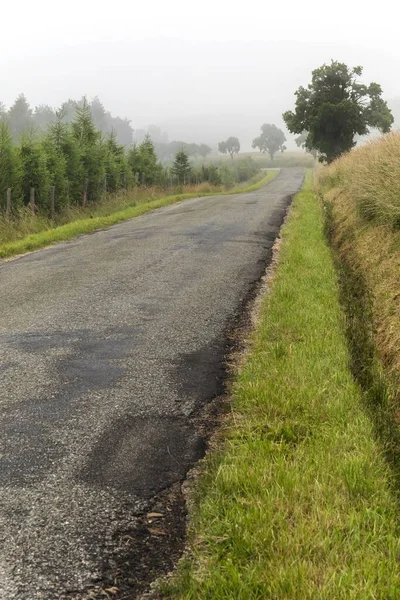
[0,101,261,215]
[1,94,134,147]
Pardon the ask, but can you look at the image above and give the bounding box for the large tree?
[283,61,393,163]
[252,124,286,160]
[218,137,240,159]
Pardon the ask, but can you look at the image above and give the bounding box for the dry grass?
[0,171,278,260]
[0,181,227,246]
[315,133,400,395]
[317,133,400,227]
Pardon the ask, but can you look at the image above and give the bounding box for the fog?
[2,0,400,150]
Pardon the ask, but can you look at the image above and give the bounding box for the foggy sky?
[2,0,400,148]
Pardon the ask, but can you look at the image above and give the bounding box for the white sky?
[1,0,399,142]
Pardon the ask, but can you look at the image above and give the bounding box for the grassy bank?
[0,170,277,260]
[316,133,400,396]
[161,172,400,599]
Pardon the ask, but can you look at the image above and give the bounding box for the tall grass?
[317,132,400,228]
[316,135,400,388]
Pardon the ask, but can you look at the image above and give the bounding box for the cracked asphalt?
[0,168,304,598]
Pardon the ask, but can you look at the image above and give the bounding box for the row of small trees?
[0,103,261,215]
[0,102,141,213]
[0,101,189,213]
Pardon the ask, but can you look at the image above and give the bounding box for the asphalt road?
[0,168,304,599]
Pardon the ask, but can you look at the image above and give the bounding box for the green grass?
[0,171,278,260]
[160,172,400,599]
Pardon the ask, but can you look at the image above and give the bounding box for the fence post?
[82,178,88,207]
[50,186,55,220]
[6,188,11,215]
[30,187,35,213]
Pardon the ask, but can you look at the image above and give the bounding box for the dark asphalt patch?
[80,415,205,496]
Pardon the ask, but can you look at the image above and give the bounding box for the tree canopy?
[218,137,240,159]
[283,61,393,163]
[252,124,286,160]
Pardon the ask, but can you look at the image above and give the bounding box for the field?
[235,151,315,168]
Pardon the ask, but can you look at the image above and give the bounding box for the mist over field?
[1,0,400,151]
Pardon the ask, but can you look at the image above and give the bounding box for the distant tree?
[153,142,172,162]
[186,143,200,158]
[110,116,133,147]
[8,94,32,138]
[147,125,168,144]
[134,129,147,145]
[0,102,6,119]
[90,96,110,133]
[59,99,79,124]
[199,143,212,159]
[218,136,240,159]
[252,124,286,160]
[33,105,56,131]
[171,148,192,184]
[283,61,393,163]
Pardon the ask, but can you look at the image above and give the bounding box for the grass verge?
[160,172,400,599]
[0,171,278,260]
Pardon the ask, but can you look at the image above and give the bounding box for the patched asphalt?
[0,168,304,598]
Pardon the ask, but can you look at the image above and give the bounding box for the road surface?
[0,168,304,598]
